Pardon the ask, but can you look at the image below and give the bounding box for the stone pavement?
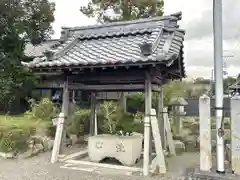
[0,152,232,180]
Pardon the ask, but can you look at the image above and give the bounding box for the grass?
[0,113,52,153]
[0,114,41,130]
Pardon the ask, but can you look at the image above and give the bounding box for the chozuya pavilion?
[22,12,186,176]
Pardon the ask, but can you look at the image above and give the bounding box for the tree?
[80,0,164,23]
[223,76,236,94]
[0,0,55,111]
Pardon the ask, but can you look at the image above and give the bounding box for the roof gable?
[22,12,185,71]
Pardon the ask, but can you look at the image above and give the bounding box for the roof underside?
[22,12,186,77]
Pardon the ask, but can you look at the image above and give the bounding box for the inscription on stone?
[116,142,125,152]
[95,141,103,149]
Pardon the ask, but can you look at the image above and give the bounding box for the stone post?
[174,106,181,134]
[199,94,212,171]
[231,95,240,175]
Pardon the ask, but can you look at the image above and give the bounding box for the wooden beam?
[36,81,161,92]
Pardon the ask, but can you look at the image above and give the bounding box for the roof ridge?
[61,12,182,31]
[51,38,79,61]
[148,24,164,53]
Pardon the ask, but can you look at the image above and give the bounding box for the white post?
[143,72,152,176]
[150,109,166,174]
[199,94,212,171]
[158,88,166,150]
[213,0,225,173]
[163,107,176,156]
[230,95,240,175]
[51,112,65,163]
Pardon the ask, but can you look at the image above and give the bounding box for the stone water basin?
[88,134,143,166]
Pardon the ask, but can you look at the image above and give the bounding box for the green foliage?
[0,115,39,153]
[98,101,120,134]
[31,98,59,121]
[80,0,164,23]
[116,112,143,133]
[29,98,59,137]
[163,80,186,104]
[98,101,143,134]
[127,92,145,112]
[67,109,90,137]
[0,0,55,110]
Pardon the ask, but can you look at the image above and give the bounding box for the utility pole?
[213,0,225,174]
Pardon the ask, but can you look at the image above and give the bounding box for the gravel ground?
[0,152,198,180]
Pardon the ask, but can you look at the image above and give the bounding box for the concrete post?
[231,95,240,175]
[199,94,212,171]
[150,109,166,174]
[51,113,65,163]
[163,107,176,156]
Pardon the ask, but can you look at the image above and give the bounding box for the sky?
[50,0,240,80]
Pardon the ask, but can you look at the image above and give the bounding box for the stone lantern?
[168,96,188,134]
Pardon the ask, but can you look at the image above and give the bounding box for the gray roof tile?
[22,12,185,70]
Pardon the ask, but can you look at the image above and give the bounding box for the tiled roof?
[22,12,185,70]
[24,39,60,57]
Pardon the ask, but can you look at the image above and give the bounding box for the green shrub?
[127,93,145,112]
[29,98,59,137]
[67,109,90,137]
[0,128,30,153]
[0,116,38,153]
[98,101,144,134]
[31,98,59,121]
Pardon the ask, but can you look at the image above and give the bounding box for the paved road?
[0,152,197,180]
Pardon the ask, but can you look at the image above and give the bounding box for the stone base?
[88,134,142,166]
[0,152,15,159]
[184,168,239,180]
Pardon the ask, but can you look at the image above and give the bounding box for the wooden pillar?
[90,92,96,136]
[143,72,152,176]
[120,92,127,112]
[199,94,212,171]
[158,88,166,150]
[94,105,98,136]
[72,90,76,104]
[60,79,69,152]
